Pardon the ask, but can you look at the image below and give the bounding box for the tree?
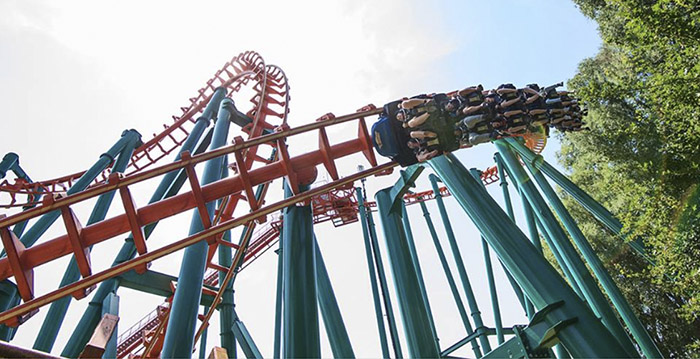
[560,0,700,356]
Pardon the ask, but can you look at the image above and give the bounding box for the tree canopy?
[561,0,700,356]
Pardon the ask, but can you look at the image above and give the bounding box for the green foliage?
[561,0,700,356]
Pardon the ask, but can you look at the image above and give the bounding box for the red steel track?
[0,52,288,208]
[0,52,547,333]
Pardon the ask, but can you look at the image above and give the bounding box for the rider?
[496,84,529,134]
[542,84,567,128]
[456,89,505,146]
[522,84,550,127]
[373,82,588,167]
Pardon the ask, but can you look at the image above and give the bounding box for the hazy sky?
[0,1,601,357]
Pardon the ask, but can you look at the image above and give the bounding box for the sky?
[0,1,601,357]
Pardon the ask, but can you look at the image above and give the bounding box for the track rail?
[0,96,387,324]
[0,107,543,324]
[0,49,553,334]
[0,52,286,208]
[0,161,396,326]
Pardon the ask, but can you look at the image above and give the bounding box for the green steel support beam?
[428,153,631,358]
[231,308,262,359]
[505,138,650,263]
[533,215,585,299]
[427,174,492,353]
[481,222,505,343]
[518,189,543,253]
[62,94,219,358]
[199,306,208,359]
[273,245,283,359]
[162,97,234,358]
[34,136,139,352]
[117,269,215,306]
[511,181,572,359]
[0,153,21,181]
[492,156,535,318]
[469,168,505,344]
[315,237,355,358]
[417,201,482,358]
[364,189,404,358]
[282,181,320,359]
[230,176,273,281]
[216,151,236,356]
[494,142,638,356]
[100,292,119,359]
[11,129,142,251]
[497,150,591,296]
[482,324,554,359]
[497,148,583,301]
[355,187,391,359]
[218,229,236,355]
[0,153,40,238]
[399,198,438,344]
[221,162,275,356]
[1,129,141,344]
[375,165,440,358]
[441,327,516,357]
[0,281,20,340]
[519,150,662,358]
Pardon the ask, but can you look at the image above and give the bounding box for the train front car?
[371,100,420,167]
[371,83,588,167]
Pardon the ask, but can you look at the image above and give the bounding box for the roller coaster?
[0,51,662,358]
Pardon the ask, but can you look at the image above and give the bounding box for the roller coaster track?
[0,51,290,208]
[0,52,551,356]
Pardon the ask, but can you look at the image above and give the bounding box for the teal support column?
[519,180,575,358]
[34,135,139,352]
[469,169,505,343]
[399,200,438,344]
[521,173,574,359]
[9,129,141,251]
[101,292,119,359]
[505,138,650,262]
[0,129,142,341]
[481,232,504,344]
[231,308,262,359]
[0,153,20,179]
[62,90,221,358]
[199,306,208,359]
[315,237,355,358]
[520,194,542,253]
[374,166,440,358]
[427,174,492,353]
[498,149,582,299]
[494,142,638,356]
[534,216,585,298]
[493,155,535,318]
[217,159,273,357]
[162,97,234,358]
[355,188,391,359]
[282,181,320,359]
[0,282,20,340]
[364,190,404,358]
[417,201,482,358]
[218,229,236,355]
[0,153,38,237]
[428,153,631,358]
[216,151,236,356]
[519,149,662,358]
[273,246,283,359]
[229,169,275,289]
